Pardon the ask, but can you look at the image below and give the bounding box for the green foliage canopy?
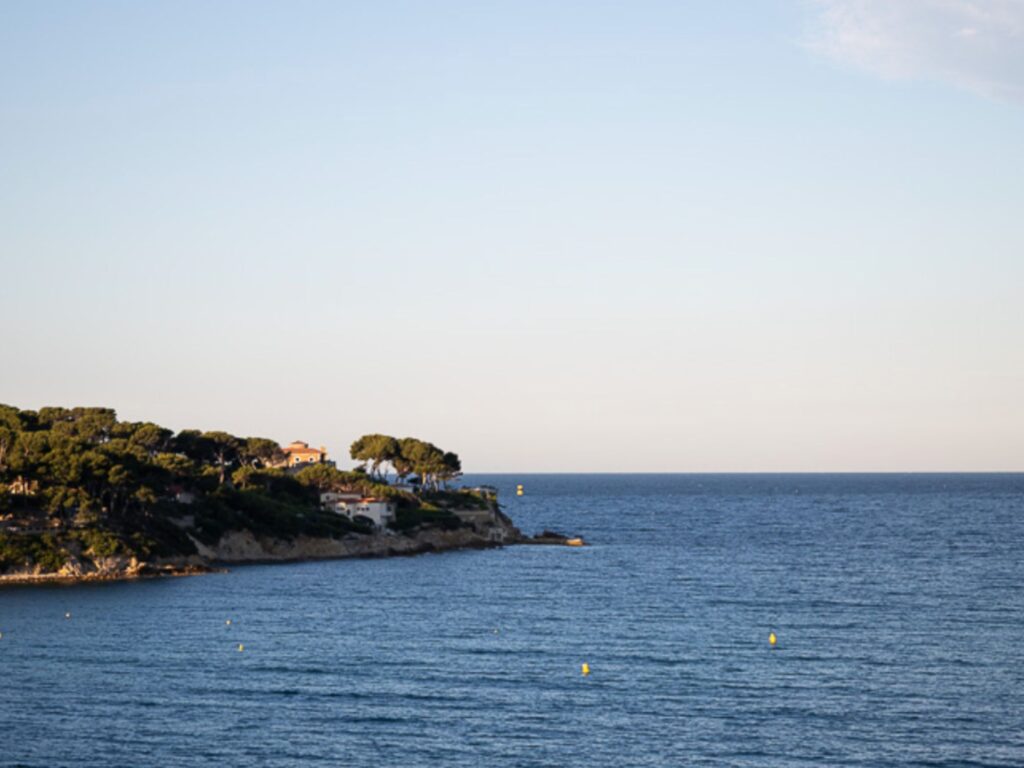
[352,434,462,490]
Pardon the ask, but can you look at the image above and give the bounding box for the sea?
[2,474,1023,767]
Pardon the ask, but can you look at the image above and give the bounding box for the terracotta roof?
[284,441,325,456]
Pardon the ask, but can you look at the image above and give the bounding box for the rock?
[524,531,587,546]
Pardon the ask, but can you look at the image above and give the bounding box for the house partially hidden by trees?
[320,491,395,530]
[271,441,331,470]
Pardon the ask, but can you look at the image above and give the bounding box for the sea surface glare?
[3,474,1023,767]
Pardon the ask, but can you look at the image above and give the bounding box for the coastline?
[0,563,218,586]
[0,512,586,587]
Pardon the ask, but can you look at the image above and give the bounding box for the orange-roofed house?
[277,440,330,468]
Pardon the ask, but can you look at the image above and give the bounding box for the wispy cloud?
[808,0,1024,103]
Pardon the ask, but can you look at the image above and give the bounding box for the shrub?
[72,528,122,558]
[390,507,463,533]
[0,532,67,573]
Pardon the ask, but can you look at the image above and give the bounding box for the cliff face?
[198,526,503,563]
[203,505,523,563]
[0,508,523,584]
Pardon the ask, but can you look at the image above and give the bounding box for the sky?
[2,0,1023,472]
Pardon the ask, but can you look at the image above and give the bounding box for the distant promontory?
[0,405,549,584]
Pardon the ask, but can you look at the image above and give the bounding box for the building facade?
[320,492,396,530]
[275,441,330,468]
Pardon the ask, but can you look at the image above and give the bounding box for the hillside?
[0,405,519,582]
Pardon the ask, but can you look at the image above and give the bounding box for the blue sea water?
[2,474,1024,767]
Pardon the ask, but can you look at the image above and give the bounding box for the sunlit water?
[3,474,1023,767]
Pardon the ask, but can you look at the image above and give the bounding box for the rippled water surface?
[3,474,1024,767]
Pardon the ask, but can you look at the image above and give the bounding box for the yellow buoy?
[238,644,245,652]
[769,632,777,647]
[581,662,590,676]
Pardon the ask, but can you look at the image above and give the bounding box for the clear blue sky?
[2,1,1022,471]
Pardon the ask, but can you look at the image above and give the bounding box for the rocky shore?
[0,508,586,586]
[0,556,216,585]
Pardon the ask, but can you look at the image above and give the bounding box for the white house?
[320,492,396,531]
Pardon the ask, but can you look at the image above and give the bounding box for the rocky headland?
[0,404,586,586]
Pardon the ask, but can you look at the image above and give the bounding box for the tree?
[388,438,463,490]
[0,404,19,473]
[153,452,197,478]
[124,422,174,456]
[8,430,50,481]
[295,463,343,492]
[440,452,462,487]
[420,448,447,491]
[392,438,419,483]
[240,437,284,468]
[200,432,241,485]
[396,438,446,490]
[350,434,400,481]
[40,407,117,444]
[231,465,260,490]
[172,430,207,462]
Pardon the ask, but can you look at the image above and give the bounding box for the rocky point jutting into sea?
[0,405,582,585]
[1,503,531,585]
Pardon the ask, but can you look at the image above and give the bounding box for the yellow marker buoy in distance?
[581,662,590,676]
[238,644,245,652]
[516,484,524,496]
[769,631,777,648]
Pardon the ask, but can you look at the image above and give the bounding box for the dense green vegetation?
[0,532,67,572]
[350,434,461,489]
[0,405,485,575]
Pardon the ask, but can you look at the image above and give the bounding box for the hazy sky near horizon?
[2,1,1023,472]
